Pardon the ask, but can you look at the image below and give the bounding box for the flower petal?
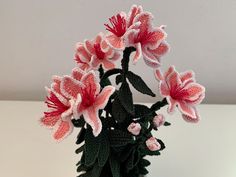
[155,68,164,80]
[166,70,181,90]
[182,107,200,123]
[133,43,142,64]
[102,59,116,70]
[40,115,60,127]
[53,118,73,141]
[84,40,95,54]
[83,107,102,137]
[127,4,143,27]
[180,71,195,83]
[75,43,91,63]
[61,76,83,99]
[72,67,85,81]
[159,81,169,96]
[81,71,100,95]
[95,86,115,109]
[177,101,196,118]
[166,97,177,113]
[184,83,205,101]
[106,34,125,50]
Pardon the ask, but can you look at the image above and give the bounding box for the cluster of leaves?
[72,47,171,177]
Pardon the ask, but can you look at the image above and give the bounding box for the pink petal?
[184,83,205,101]
[60,76,83,99]
[104,47,114,58]
[182,107,200,123]
[166,70,181,91]
[72,67,85,81]
[142,47,161,68]
[84,40,95,54]
[133,12,153,35]
[177,101,196,118]
[111,51,122,61]
[76,43,91,63]
[124,29,139,46]
[91,56,101,69]
[143,28,167,49]
[95,33,103,44]
[180,71,195,83]
[102,59,116,70]
[148,41,170,57]
[106,34,125,50]
[155,68,164,80]
[72,94,82,119]
[95,85,115,109]
[164,66,175,80]
[127,5,143,27]
[53,119,73,141]
[81,71,100,95]
[166,97,177,113]
[40,115,60,127]
[133,43,142,64]
[83,107,102,137]
[186,93,205,105]
[159,82,169,96]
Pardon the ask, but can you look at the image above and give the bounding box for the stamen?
[104,14,126,37]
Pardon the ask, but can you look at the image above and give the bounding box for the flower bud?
[153,114,165,128]
[146,137,161,151]
[127,122,141,136]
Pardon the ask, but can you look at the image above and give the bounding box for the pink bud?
[153,114,165,128]
[127,122,141,136]
[146,137,161,151]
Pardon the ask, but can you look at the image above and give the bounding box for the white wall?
[0,0,236,103]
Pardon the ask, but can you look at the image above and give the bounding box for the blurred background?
[0,0,236,103]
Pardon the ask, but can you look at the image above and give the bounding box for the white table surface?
[0,101,236,177]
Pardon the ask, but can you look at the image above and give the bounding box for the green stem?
[150,98,168,112]
[121,47,136,80]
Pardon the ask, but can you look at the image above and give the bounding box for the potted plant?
[40,4,205,177]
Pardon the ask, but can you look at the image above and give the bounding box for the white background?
[0,0,236,103]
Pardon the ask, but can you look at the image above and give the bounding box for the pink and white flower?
[104,5,143,50]
[155,66,205,123]
[146,137,161,151]
[61,70,115,136]
[153,114,165,128]
[84,33,121,70]
[40,77,74,141]
[127,122,141,136]
[124,12,169,68]
[74,42,92,71]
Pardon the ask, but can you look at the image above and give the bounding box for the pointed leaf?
[109,154,121,177]
[118,81,134,114]
[112,97,128,123]
[127,71,155,97]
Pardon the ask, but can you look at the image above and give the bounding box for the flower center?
[94,43,105,60]
[104,14,127,37]
[44,92,69,117]
[170,86,189,100]
[81,84,96,107]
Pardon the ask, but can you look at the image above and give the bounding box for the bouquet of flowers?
[40,4,205,177]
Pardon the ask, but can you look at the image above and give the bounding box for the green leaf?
[164,121,171,126]
[157,139,165,151]
[109,154,121,177]
[109,129,133,147]
[134,104,151,118]
[112,97,128,123]
[75,144,84,154]
[118,81,134,114]
[125,149,140,171]
[84,128,100,166]
[98,133,110,167]
[139,158,151,167]
[127,71,155,97]
[76,127,86,144]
